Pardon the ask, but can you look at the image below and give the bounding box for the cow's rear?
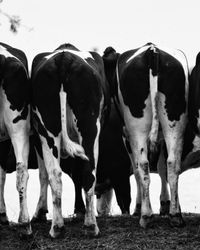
[31,44,109,238]
[0,42,31,236]
[103,43,189,228]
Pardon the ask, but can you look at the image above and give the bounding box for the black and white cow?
[102,43,189,228]
[0,108,131,230]
[30,43,110,238]
[95,100,132,215]
[132,118,200,217]
[0,42,31,235]
[95,117,200,218]
[31,100,131,221]
[189,52,200,135]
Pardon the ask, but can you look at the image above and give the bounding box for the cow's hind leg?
[82,119,101,237]
[0,139,13,225]
[83,167,99,237]
[96,188,113,216]
[3,95,31,236]
[112,173,131,215]
[167,143,185,227]
[128,131,153,228]
[166,142,185,227]
[159,95,186,227]
[123,136,142,216]
[124,98,153,228]
[157,143,170,216]
[70,158,86,218]
[40,136,64,238]
[0,167,8,225]
[133,169,142,216]
[11,132,32,237]
[32,150,48,223]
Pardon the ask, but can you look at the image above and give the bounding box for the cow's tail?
[59,83,89,161]
[148,44,159,153]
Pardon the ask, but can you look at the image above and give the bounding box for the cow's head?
[102,47,120,97]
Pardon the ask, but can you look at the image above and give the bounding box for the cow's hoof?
[0,213,9,225]
[133,203,141,217]
[160,200,170,216]
[139,215,154,228]
[18,222,33,239]
[49,225,65,239]
[169,213,185,228]
[83,224,100,238]
[31,209,48,223]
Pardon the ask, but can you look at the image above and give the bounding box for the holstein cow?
[31,100,131,221]
[0,112,131,228]
[95,100,132,215]
[189,52,200,135]
[95,119,200,219]
[131,118,200,218]
[0,42,31,235]
[102,43,189,228]
[31,43,110,238]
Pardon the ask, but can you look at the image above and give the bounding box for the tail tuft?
[59,84,89,161]
[61,137,89,160]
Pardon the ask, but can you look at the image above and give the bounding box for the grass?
[1,214,200,249]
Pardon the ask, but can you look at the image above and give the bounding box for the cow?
[0,42,31,236]
[96,120,200,219]
[57,97,132,217]
[95,99,132,215]
[30,43,110,238]
[189,52,200,135]
[102,43,189,228]
[31,98,132,221]
[0,106,131,230]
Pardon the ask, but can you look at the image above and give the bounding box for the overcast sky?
[1,0,200,69]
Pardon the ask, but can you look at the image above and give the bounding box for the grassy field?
[1,214,200,250]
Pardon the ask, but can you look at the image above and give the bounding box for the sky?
[1,0,200,71]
